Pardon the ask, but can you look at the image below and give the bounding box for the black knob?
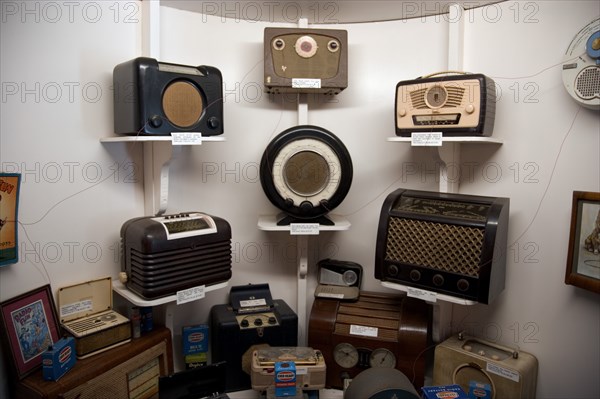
[240,319,249,328]
[299,201,313,213]
[387,265,399,277]
[432,274,444,286]
[457,279,470,292]
[254,318,263,326]
[409,269,421,281]
[207,117,220,129]
[268,316,277,325]
[149,115,163,128]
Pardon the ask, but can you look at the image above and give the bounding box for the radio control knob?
[240,319,249,328]
[254,318,263,326]
[387,265,399,277]
[409,270,421,281]
[207,116,220,129]
[268,316,277,325]
[299,201,313,213]
[432,274,444,286]
[150,115,163,128]
[465,104,475,114]
[457,279,469,291]
[398,109,407,117]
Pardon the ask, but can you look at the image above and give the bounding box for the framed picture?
[0,285,61,379]
[0,172,21,266]
[565,191,600,294]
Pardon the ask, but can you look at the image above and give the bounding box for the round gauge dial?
[369,348,396,368]
[333,343,359,369]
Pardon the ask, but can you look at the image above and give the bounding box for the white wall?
[1,1,599,398]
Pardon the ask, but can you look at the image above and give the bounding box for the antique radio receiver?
[308,291,431,390]
[58,277,131,359]
[250,347,326,391]
[375,189,509,304]
[314,258,363,301]
[433,333,538,399]
[562,17,600,110]
[264,27,348,94]
[260,125,353,225]
[120,212,232,299]
[395,72,496,136]
[113,57,223,136]
[211,284,298,392]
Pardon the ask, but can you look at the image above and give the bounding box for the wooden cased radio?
[308,291,431,390]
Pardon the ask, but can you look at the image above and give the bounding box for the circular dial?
[333,343,359,369]
[369,348,396,368]
[425,85,447,109]
[342,270,358,286]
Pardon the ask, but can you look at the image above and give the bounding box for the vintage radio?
[395,73,496,136]
[264,27,348,94]
[211,284,298,392]
[308,291,431,390]
[113,57,223,136]
[250,347,326,391]
[58,277,131,359]
[120,212,232,299]
[260,125,353,225]
[375,189,509,304]
[433,333,538,399]
[314,258,363,301]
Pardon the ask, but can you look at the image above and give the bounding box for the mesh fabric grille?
[385,217,484,276]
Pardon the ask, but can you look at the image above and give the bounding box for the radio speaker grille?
[385,217,484,276]
[575,66,600,99]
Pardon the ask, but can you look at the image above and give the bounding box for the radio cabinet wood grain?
[14,327,173,399]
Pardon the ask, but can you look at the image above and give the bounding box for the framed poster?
[565,191,600,294]
[0,285,61,379]
[0,173,21,266]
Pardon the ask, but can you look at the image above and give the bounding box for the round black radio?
[260,125,353,225]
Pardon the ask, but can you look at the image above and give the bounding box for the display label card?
[486,362,520,382]
[172,132,203,145]
[349,324,378,338]
[407,287,438,302]
[411,132,443,146]
[60,299,93,318]
[240,298,267,308]
[292,78,321,89]
[177,285,205,304]
[290,223,320,235]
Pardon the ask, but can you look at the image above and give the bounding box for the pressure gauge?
[369,348,396,368]
[333,343,359,368]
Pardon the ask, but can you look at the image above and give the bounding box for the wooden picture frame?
[0,285,61,379]
[0,172,21,266]
[565,191,600,294]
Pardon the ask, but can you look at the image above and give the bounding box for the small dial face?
[369,348,396,368]
[425,85,447,108]
[333,343,359,369]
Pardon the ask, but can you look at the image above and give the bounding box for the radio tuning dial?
[425,85,447,109]
[333,343,359,369]
[369,348,396,368]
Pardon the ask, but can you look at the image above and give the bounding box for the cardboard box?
[182,324,209,368]
[468,381,492,398]
[42,337,76,381]
[274,361,296,397]
[422,384,470,399]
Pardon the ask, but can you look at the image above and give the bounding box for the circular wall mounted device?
[562,17,600,110]
[260,125,353,225]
